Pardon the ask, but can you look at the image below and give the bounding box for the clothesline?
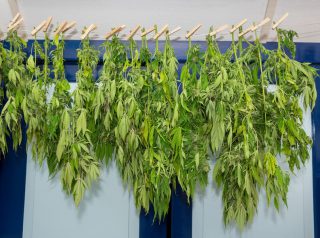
[1,29,317,41]
[1,12,290,40]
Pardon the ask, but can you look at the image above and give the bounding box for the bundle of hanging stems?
[0,18,317,230]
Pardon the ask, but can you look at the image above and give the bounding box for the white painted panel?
[23,159,139,238]
[0,0,13,35]
[23,83,139,238]
[267,0,320,42]
[1,0,320,42]
[4,0,270,40]
[193,108,314,238]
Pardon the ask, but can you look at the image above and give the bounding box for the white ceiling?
[0,0,320,42]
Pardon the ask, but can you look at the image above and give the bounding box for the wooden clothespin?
[8,13,21,28]
[126,25,141,40]
[62,21,76,33]
[43,16,53,32]
[186,24,202,39]
[141,27,155,37]
[7,18,23,32]
[251,17,270,31]
[81,24,97,40]
[272,13,289,30]
[210,24,229,36]
[230,19,247,33]
[239,25,254,37]
[153,24,169,40]
[185,24,202,39]
[31,20,47,36]
[105,25,126,39]
[168,26,181,36]
[54,21,68,36]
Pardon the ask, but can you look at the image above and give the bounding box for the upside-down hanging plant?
[138,32,179,218]
[92,36,126,163]
[59,37,101,205]
[0,41,6,156]
[0,24,317,229]
[45,33,73,178]
[174,37,210,199]
[0,30,27,154]
[212,28,317,229]
[23,32,51,164]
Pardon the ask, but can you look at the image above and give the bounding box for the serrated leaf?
[117,101,123,119]
[73,179,86,207]
[27,55,35,69]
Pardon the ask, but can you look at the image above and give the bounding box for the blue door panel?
[0,127,27,238]
[139,206,168,238]
[171,184,192,238]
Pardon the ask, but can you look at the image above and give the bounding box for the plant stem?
[254,30,267,142]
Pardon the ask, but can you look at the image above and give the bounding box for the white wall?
[23,159,139,238]
[193,108,314,238]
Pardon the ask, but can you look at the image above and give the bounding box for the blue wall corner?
[0,125,27,238]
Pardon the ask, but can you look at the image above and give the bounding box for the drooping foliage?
[0,27,317,229]
[0,31,27,154]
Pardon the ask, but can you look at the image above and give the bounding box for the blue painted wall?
[0,126,27,238]
[312,64,320,238]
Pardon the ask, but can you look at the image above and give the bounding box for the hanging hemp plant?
[93,36,126,163]
[0,41,7,156]
[212,28,317,229]
[0,23,317,229]
[177,36,212,199]
[45,34,72,176]
[23,33,51,164]
[213,30,265,228]
[137,30,182,219]
[0,31,27,154]
[132,33,159,215]
[0,42,5,105]
[59,37,101,206]
[115,37,151,213]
